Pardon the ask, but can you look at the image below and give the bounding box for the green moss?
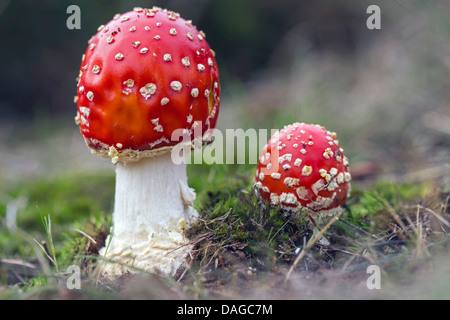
[0,173,114,262]
[345,180,432,228]
[59,213,111,273]
[28,276,48,289]
[186,163,312,270]
[10,174,114,235]
[0,158,446,298]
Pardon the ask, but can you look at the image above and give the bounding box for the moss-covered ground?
[0,159,448,299]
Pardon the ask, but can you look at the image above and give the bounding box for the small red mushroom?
[255,123,351,224]
[75,7,220,277]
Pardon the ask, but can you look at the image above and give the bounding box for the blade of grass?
[284,210,343,284]
[72,228,97,246]
[36,206,59,273]
[267,220,289,246]
[421,206,450,229]
[95,231,114,286]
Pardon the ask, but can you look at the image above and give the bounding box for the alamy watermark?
[66,5,81,30]
[367,5,381,30]
[366,265,381,290]
[170,123,281,173]
[65,265,81,289]
[66,5,381,31]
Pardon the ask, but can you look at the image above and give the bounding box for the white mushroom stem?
[99,152,198,277]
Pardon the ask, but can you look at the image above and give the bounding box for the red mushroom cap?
[255,123,351,217]
[75,7,220,163]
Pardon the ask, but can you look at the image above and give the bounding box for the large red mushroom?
[255,123,351,240]
[75,7,220,277]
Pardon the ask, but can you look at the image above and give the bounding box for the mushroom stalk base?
[99,152,198,278]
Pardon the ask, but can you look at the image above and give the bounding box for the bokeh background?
[0,0,449,299]
[1,0,449,186]
[0,0,449,185]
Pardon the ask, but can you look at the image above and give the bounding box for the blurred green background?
[0,0,379,119]
[0,0,449,184]
[0,0,448,210]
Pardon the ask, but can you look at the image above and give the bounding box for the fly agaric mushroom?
[255,123,351,229]
[75,7,220,277]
